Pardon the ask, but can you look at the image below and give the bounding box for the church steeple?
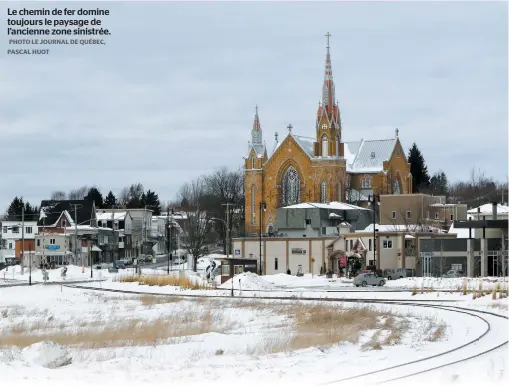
[251,105,262,144]
[315,33,342,157]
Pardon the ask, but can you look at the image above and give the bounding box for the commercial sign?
[291,248,307,255]
[45,245,60,251]
[234,249,240,255]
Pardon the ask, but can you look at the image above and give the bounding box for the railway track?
[65,283,508,384]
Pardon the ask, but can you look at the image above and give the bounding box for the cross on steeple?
[325,32,331,51]
[287,124,293,133]
[255,104,258,115]
[395,128,399,138]
[275,132,278,142]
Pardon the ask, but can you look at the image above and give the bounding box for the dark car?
[114,260,126,269]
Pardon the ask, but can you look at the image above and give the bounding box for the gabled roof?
[38,200,95,227]
[344,138,397,173]
[292,135,315,157]
[282,201,369,211]
[248,142,266,158]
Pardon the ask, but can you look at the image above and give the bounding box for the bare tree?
[118,187,130,208]
[176,178,213,272]
[204,167,244,253]
[50,191,67,200]
[68,186,88,200]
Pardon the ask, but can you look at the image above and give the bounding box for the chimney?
[492,202,498,220]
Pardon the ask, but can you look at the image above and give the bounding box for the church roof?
[292,135,315,157]
[344,138,397,173]
[249,143,266,158]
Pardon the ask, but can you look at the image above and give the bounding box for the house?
[326,223,452,274]
[274,201,372,238]
[96,210,133,260]
[34,232,72,267]
[379,194,467,232]
[0,220,38,261]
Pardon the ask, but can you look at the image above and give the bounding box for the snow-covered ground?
[0,284,507,386]
[0,266,507,387]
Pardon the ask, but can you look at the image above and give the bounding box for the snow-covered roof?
[360,223,443,233]
[96,212,127,221]
[292,134,315,157]
[467,203,509,215]
[345,139,397,173]
[448,223,473,239]
[282,201,369,211]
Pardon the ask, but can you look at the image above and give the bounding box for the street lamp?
[166,208,174,275]
[210,217,228,255]
[368,194,380,272]
[259,202,266,275]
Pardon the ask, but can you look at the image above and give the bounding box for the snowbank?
[219,272,275,290]
[22,341,72,368]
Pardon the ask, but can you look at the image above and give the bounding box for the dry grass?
[116,272,213,290]
[139,294,182,305]
[487,304,509,311]
[424,319,447,342]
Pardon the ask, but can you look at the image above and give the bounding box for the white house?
[1,220,38,261]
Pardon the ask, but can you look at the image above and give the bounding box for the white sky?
[0,1,507,209]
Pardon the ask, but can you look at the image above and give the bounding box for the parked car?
[114,260,126,270]
[442,269,464,278]
[353,273,386,287]
[384,268,415,280]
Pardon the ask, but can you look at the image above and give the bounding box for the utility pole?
[502,230,507,277]
[368,194,379,272]
[166,208,170,275]
[21,206,25,276]
[440,240,444,277]
[69,204,82,265]
[221,203,235,256]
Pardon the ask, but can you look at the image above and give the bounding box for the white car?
[353,273,386,287]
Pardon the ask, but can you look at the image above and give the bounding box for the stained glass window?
[282,166,300,206]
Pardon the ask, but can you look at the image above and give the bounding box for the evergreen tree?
[429,171,448,196]
[104,191,117,207]
[144,190,161,215]
[408,143,430,193]
[6,196,24,220]
[84,186,104,208]
[126,183,144,208]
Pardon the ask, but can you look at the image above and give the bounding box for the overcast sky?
[1,1,507,210]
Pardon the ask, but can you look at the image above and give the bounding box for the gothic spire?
[251,105,262,144]
[322,32,335,114]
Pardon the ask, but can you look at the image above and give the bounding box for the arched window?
[361,175,372,188]
[337,182,342,202]
[321,181,327,203]
[393,179,401,194]
[282,166,300,206]
[335,136,339,156]
[322,135,328,157]
[251,156,255,169]
[345,175,351,188]
[251,185,256,224]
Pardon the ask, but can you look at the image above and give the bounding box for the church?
[244,34,412,236]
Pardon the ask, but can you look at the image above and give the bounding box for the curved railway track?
[64,283,508,384]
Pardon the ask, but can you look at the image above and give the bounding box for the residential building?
[34,232,72,267]
[116,208,154,256]
[274,201,372,238]
[0,220,38,261]
[96,210,133,260]
[244,35,412,236]
[328,223,452,274]
[379,194,467,231]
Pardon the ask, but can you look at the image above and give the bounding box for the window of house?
[435,212,439,220]
[322,135,328,157]
[104,235,109,244]
[337,183,342,202]
[275,257,278,271]
[369,239,372,251]
[383,240,393,249]
[305,219,311,225]
[49,238,56,245]
[349,240,353,250]
[426,211,430,219]
[8,242,13,249]
[25,227,32,234]
[37,239,40,247]
[221,265,230,276]
[320,181,327,203]
[391,211,396,219]
[450,214,454,221]
[406,211,412,219]
[12,227,19,234]
[2,226,7,233]
[114,222,119,230]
